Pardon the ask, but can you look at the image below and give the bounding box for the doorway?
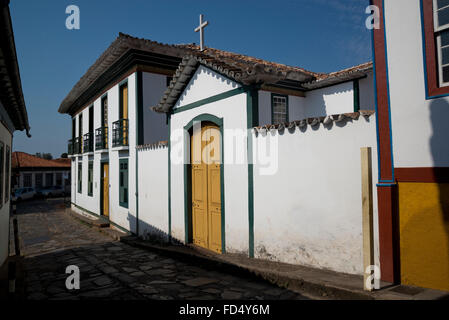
[190,123,222,253]
[101,162,109,218]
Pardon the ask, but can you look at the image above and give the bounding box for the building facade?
[373,0,449,291]
[0,1,30,270]
[61,33,379,278]
[11,152,71,192]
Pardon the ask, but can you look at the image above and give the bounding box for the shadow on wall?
[128,211,182,246]
[430,99,449,290]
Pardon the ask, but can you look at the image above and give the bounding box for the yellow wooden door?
[103,163,109,217]
[191,124,222,253]
[191,126,208,248]
[206,126,222,253]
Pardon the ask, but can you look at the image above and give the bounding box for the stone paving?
[16,199,309,300]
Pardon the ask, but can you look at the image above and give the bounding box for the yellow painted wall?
[399,182,449,292]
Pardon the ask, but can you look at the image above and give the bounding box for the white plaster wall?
[289,95,307,121]
[257,80,364,126]
[305,82,355,117]
[384,0,449,167]
[137,147,169,240]
[108,73,137,232]
[360,73,375,111]
[174,66,241,109]
[0,121,12,267]
[170,91,249,254]
[253,117,379,275]
[142,72,169,144]
[258,91,306,126]
[71,73,138,234]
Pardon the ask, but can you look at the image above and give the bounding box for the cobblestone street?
[15,199,308,300]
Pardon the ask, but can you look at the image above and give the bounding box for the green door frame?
[183,113,226,254]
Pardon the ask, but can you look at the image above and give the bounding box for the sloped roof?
[153,55,373,113]
[0,2,30,134]
[303,62,373,89]
[59,33,319,115]
[12,152,71,169]
[59,32,373,116]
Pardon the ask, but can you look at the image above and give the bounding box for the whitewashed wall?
[253,116,379,275]
[258,91,306,126]
[305,81,355,117]
[385,0,449,167]
[360,73,375,111]
[257,79,371,127]
[174,66,241,109]
[0,120,12,267]
[71,72,138,234]
[170,69,249,253]
[137,146,169,240]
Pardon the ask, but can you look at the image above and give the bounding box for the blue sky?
[10,0,372,157]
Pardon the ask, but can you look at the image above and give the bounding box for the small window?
[422,0,449,96]
[78,162,82,193]
[88,161,93,196]
[271,94,289,124]
[24,173,32,188]
[119,159,128,208]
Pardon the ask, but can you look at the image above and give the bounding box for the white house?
[0,1,30,273]
[60,33,378,276]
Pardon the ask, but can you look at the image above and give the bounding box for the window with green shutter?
[78,162,82,193]
[119,159,128,208]
[88,161,93,196]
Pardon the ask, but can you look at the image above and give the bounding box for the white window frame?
[433,0,449,86]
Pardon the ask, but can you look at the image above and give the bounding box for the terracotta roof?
[253,110,376,134]
[59,33,318,115]
[59,32,373,115]
[12,152,71,169]
[303,62,373,89]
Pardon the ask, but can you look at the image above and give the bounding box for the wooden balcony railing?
[95,126,108,150]
[112,119,128,147]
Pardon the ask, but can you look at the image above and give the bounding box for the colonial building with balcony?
[59,33,378,280]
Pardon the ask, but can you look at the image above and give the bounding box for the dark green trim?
[353,79,360,112]
[135,72,143,236]
[184,114,223,131]
[183,114,226,253]
[136,71,144,145]
[87,160,93,197]
[247,88,258,258]
[168,115,172,240]
[99,162,104,217]
[271,93,289,124]
[77,161,82,194]
[119,158,129,208]
[172,87,249,115]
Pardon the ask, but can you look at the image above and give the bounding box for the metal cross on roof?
[194,14,209,51]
